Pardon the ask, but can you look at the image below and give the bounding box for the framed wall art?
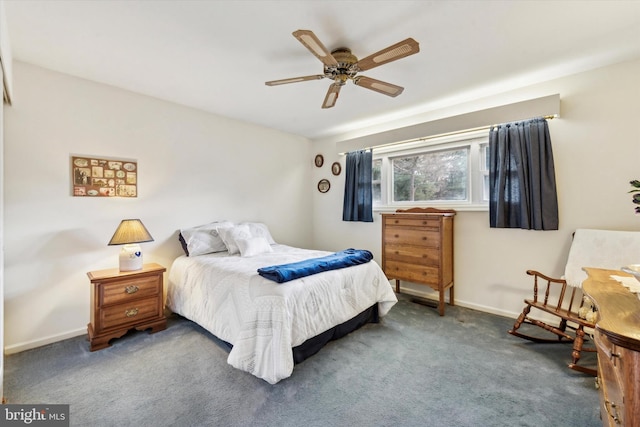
[71,155,138,197]
[317,179,330,193]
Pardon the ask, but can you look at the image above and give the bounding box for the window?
[373,129,489,210]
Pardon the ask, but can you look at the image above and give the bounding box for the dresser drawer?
[100,275,160,306]
[384,260,439,285]
[384,228,440,248]
[384,217,441,230]
[100,296,162,330]
[384,244,440,267]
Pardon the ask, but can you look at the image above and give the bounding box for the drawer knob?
[125,285,139,294]
[125,308,139,318]
[395,234,399,238]
[604,400,620,424]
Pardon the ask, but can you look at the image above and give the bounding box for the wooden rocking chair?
[508,229,640,376]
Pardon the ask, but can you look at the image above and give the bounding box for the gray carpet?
[4,295,600,427]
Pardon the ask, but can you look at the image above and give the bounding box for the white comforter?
[166,244,397,384]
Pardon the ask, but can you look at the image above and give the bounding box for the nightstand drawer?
[100,275,160,306]
[100,296,161,330]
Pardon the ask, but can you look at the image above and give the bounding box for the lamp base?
[119,244,143,271]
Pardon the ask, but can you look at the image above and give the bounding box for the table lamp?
[108,219,154,271]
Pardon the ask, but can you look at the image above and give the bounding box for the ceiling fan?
[265,30,420,109]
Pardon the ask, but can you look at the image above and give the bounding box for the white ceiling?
[4,0,640,142]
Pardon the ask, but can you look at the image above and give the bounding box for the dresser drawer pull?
[125,285,139,294]
[604,400,621,424]
[125,308,139,318]
[604,346,621,365]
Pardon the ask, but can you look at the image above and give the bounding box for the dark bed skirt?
[216,304,380,364]
[292,303,379,364]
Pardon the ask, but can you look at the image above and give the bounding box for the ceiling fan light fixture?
[268,30,419,108]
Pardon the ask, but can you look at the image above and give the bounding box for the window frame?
[372,129,489,212]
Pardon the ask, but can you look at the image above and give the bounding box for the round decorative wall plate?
[317,179,330,193]
[314,154,324,168]
[331,162,341,176]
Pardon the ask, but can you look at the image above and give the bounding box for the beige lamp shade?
[108,219,154,271]
[108,219,154,246]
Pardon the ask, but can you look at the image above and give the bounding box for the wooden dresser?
[381,207,455,316]
[583,268,640,427]
[87,263,167,351]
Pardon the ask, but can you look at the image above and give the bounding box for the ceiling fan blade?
[265,75,325,86]
[354,76,404,97]
[356,38,419,71]
[293,30,339,67]
[322,83,342,109]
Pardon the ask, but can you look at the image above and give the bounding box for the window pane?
[481,144,489,171]
[392,148,468,202]
[483,175,489,201]
[372,159,382,202]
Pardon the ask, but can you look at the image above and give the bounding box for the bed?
[166,221,398,384]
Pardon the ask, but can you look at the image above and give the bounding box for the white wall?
[4,58,640,354]
[311,58,640,318]
[3,62,313,352]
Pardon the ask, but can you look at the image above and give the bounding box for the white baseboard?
[4,288,521,355]
[4,328,86,355]
[398,286,520,319]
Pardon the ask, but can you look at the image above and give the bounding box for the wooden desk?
[583,268,640,427]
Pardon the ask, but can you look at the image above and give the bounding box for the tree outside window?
[392,148,468,202]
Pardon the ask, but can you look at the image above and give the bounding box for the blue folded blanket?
[257,248,373,283]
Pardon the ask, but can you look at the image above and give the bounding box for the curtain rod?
[340,114,557,155]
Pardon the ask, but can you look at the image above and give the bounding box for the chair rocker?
[508,228,640,376]
[508,269,596,375]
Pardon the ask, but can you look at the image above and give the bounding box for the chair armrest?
[526,269,566,284]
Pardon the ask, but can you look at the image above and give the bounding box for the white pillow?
[236,237,274,257]
[218,225,252,255]
[180,221,234,256]
[239,222,276,245]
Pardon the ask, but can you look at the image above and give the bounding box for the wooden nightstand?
[87,263,167,351]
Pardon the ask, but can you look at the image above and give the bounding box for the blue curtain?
[489,117,559,230]
[342,149,373,222]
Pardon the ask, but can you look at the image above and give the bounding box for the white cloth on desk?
[610,275,640,294]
